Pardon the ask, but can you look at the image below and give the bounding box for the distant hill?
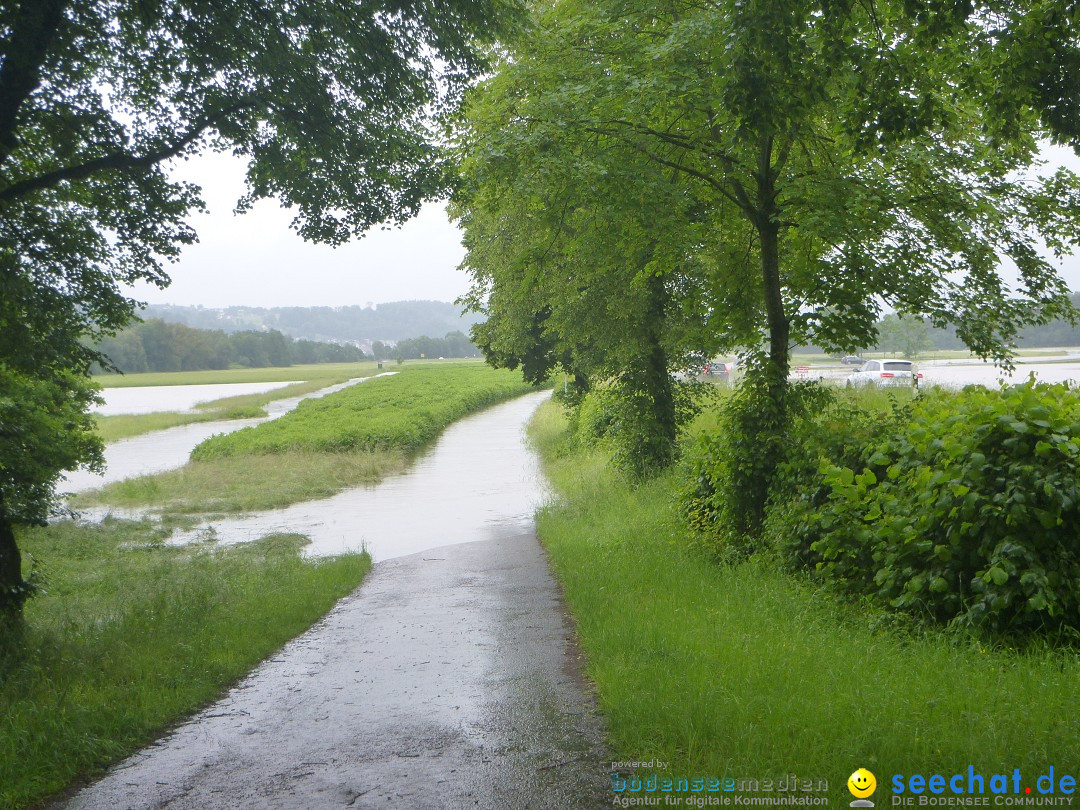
[142,301,484,344]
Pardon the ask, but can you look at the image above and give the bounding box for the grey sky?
[129,143,1080,310]
[129,151,469,309]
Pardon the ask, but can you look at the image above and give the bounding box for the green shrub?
[569,377,702,479]
[765,388,914,567]
[803,380,1080,637]
[574,385,620,446]
[683,378,838,553]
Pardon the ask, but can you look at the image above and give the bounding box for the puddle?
[89,390,553,563]
[63,375,395,493]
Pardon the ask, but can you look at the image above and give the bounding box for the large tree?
[454,56,716,475]
[0,0,521,618]
[454,0,1080,530]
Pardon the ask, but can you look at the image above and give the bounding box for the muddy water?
[93,381,301,416]
[165,390,553,563]
[63,376,390,494]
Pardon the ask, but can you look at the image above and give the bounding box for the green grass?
[92,378,352,443]
[192,363,537,458]
[529,401,1079,802]
[1,521,371,809]
[71,448,405,513]
[93,361,379,388]
[80,363,538,514]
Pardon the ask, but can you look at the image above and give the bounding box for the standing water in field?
[92,381,301,415]
[164,390,553,562]
[63,376,391,493]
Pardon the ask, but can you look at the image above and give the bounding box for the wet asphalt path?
[61,529,610,810]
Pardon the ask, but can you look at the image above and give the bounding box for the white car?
[846,359,922,388]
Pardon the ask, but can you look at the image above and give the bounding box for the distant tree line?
[802,293,1080,358]
[94,319,369,373]
[145,301,484,344]
[374,331,481,361]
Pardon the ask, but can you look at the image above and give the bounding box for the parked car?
[703,361,734,381]
[846,359,922,388]
[840,355,863,365]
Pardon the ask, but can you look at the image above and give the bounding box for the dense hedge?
[191,363,537,459]
[687,380,1080,640]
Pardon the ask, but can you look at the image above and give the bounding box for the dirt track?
[61,528,610,809]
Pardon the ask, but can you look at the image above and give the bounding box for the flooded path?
[61,390,611,810]
[164,390,552,562]
[64,376,389,494]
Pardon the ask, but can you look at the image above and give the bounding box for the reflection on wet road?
[167,390,553,562]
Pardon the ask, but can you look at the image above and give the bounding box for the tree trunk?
[738,134,791,536]
[756,136,790,386]
[643,266,677,460]
[0,512,28,621]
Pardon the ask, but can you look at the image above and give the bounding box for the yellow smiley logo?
[848,768,877,799]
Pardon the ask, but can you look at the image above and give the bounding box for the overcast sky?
[128,151,470,309]
[127,143,1080,311]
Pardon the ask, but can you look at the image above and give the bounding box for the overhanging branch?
[0,99,257,203]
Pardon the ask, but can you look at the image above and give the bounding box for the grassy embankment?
[529,400,1079,803]
[92,362,382,442]
[1,523,371,810]
[77,363,537,515]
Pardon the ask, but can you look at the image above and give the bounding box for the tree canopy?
[454,0,1080,523]
[0,0,522,617]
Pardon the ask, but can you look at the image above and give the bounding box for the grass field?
[1,522,371,809]
[529,401,1079,804]
[79,363,538,515]
[192,363,535,458]
[92,378,351,443]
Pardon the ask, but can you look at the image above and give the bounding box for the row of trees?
[94,320,369,374]
[377,331,481,361]
[832,291,1080,360]
[144,302,483,344]
[453,0,1080,530]
[93,320,484,373]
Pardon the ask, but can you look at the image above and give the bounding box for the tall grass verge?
[0,520,370,809]
[529,401,1079,803]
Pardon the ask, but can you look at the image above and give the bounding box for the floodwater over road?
[93,381,301,415]
[62,389,610,809]
[919,357,1080,387]
[64,376,388,493]
[799,356,1080,388]
[164,390,553,562]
